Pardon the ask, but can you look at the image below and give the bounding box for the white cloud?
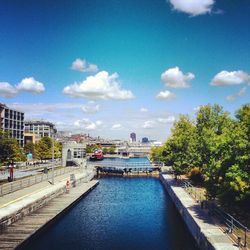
[169,0,215,16]
[140,107,148,112]
[63,71,135,100]
[74,118,103,130]
[81,101,100,113]
[161,67,194,88]
[16,77,45,94]
[143,120,155,129]
[157,116,176,123]
[0,82,18,98]
[156,90,176,100]
[71,58,98,73]
[111,124,122,130]
[211,70,250,86]
[0,77,45,98]
[226,87,247,102]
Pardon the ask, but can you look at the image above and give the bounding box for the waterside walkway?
[0,168,98,250]
[161,174,238,250]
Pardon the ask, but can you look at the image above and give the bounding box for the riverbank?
[0,170,98,249]
[0,171,98,249]
[160,174,237,250]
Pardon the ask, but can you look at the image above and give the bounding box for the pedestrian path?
[0,167,81,207]
[0,179,98,250]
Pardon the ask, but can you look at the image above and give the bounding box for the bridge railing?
[87,161,155,168]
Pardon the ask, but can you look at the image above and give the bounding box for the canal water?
[22,177,198,250]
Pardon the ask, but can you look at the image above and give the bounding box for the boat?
[89,149,104,161]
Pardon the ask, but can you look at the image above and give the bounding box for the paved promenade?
[0,167,80,206]
[161,174,238,250]
[0,167,98,249]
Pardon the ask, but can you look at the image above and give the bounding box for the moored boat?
[89,149,104,161]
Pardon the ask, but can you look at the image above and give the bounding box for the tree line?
[150,104,250,212]
[86,144,116,154]
[0,132,62,164]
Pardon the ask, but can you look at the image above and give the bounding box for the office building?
[24,120,57,138]
[0,103,24,147]
[142,137,149,143]
[130,132,136,142]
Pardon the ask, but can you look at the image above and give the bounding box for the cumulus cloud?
[169,0,215,16]
[211,70,250,86]
[140,107,148,112]
[226,87,247,102]
[156,90,176,100]
[63,71,135,100]
[81,101,100,113]
[143,120,155,129]
[71,58,98,73]
[74,118,103,130]
[157,116,176,123]
[0,82,18,98]
[0,77,45,98]
[111,124,122,130]
[161,67,194,88]
[16,77,45,94]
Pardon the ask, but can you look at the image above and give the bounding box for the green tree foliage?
[108,146,116,154]
[151,104,250,209]
[0,130,26,163]
[86,144,116,154]
[24,142,36,158]
[34,137,62,160]
[86,144,101,154]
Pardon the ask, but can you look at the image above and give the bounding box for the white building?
[24,120,57,138]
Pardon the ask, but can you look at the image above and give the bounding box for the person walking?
[8,161,14,181]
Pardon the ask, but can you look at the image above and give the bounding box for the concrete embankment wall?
[0,171,94,232]
[160,174,237,250]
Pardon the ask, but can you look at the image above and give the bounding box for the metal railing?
[87,160,156,169]
[181,179,249,248]
[0,167,75,197]
[182,180,206,203]
[208,203,249,248]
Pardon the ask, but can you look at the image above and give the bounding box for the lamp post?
[51,132,55,185]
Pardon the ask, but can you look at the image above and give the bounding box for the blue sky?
[0,0,249,141]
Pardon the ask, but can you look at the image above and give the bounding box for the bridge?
[87,160,162,172]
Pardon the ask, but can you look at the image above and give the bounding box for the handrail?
[180,179,249,248]
[0,167,75,197]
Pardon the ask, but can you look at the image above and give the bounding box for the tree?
[150,103,250,211]
[108,146,116,154]
[166,115,198,175]
[0,130,25,163]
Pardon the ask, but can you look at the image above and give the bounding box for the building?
[130,132,136,142]
[0,103,24,147]
[142,137,149,143]
[62,142,87,167]
[24,132,40,145]
[24,120,57,138]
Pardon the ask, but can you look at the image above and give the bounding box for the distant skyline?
[0,0,249,141]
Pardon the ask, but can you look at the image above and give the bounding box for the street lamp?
[51,132,55,185]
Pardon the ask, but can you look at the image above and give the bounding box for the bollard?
[237,236,241,247]
[244,227,247,247]
[66,180,70,193]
